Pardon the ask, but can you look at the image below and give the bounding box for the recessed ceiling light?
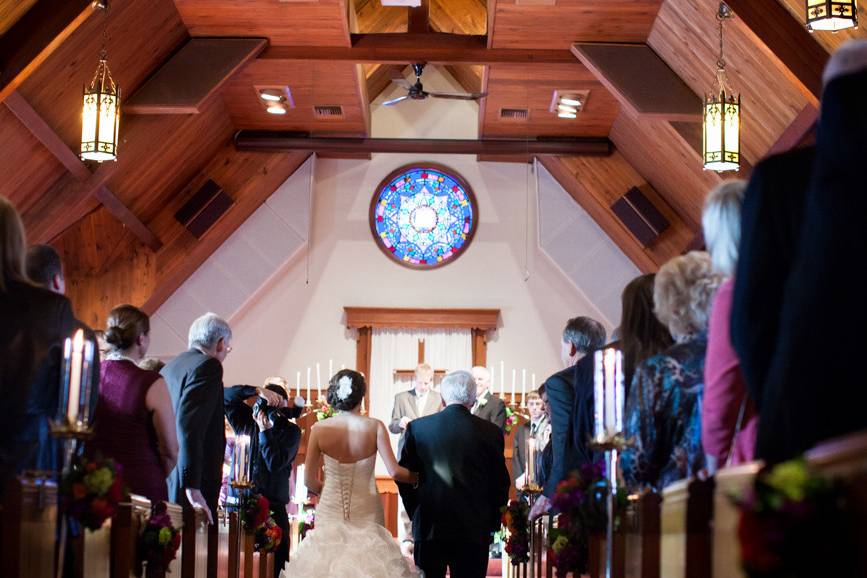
[557,112,577,119]
[559,97,583,107]
[259,91,283,102]
[266,104,287,115]
[558,104,578,114]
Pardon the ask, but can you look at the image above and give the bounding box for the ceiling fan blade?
[427,91,488,101]
[382,95,410,106]
[389,76,413,89]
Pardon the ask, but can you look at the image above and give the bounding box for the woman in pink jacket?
[701,180,758,473]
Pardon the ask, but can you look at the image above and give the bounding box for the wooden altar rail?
[0,475,57,578]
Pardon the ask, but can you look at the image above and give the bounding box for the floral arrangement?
[60,453,126,531]
[299,503,316,539]
[240,493,271,531]
[734,458,854,578]
[504,406,522,434]
[314,401,336,421]
[254,516,283,553]
[136,502,181,577]
[547,461,627,577]
[501,499,531,565]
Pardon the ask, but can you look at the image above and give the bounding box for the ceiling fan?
[382,63,487,106]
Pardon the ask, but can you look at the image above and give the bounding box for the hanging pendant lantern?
[703,3,740,173]
[806,0,858,32]
[80,51,120,162]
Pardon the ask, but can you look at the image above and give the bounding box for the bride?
[281,370,421,577]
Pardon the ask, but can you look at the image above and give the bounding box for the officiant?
[470,366,506,430]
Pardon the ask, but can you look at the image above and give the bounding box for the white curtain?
[369,328,472,474]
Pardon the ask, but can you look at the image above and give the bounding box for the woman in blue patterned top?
[621,252,722,491]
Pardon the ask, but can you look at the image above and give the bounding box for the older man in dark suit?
[470,366,506,430]
[162,312,232,525]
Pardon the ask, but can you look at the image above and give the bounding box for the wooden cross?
[392,338,448,384]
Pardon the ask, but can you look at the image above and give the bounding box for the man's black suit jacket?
[397,404,510,545]
[472,390,506,430]
[162,349,226,514]
[543,354,595,497]
[1,281,76,489]
[731,145,813,410]
[757,70,867,462]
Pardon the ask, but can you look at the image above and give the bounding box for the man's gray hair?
[562,316,606,354]
[188,312,232,350]
[440,370,478,406]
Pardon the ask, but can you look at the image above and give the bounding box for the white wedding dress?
[281,454,421,577]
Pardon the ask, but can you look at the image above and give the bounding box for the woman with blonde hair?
[621,252,723,491]
[1,196,76,485]
[701,180,758,474]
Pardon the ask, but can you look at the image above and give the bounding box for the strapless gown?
[281,454,420,577]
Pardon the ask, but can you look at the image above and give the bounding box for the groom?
[398,370,510,578]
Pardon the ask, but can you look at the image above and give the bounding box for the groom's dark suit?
[398,404,510,578]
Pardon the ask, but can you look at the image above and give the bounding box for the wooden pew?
[659,478,713,578]
[624,492,661,578]
[181,505,209,578]
[109,494,151,578]
[711,463,760,578]
[77,509,113,578]
[0,475,57,578]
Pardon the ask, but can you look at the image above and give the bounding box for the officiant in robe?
[470,366,506,430]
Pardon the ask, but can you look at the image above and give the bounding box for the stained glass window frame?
[368,163,479,270]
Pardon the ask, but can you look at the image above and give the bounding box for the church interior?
[2,0,867,577]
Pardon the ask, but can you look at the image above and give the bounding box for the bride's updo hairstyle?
[326,369,366,411]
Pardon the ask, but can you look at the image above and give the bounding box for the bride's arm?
[304,425,324,496]
[376,421,418,485]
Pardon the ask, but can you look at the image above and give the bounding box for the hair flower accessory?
[337,376,353,401]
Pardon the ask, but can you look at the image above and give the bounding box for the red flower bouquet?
[136,502,181,577]
[254,517,283,552]
[501,499,531,565]
[60,453,127,531]
[240,493,271,531]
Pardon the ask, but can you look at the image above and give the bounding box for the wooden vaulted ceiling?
[1,0,863,327]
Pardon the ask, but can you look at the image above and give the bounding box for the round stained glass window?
[370,164,478,269]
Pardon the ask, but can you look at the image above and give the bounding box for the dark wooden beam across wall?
[125,37,267,114]
[408,0,430,34]
[765,104,818,157]
[724,0,828,100]
[0,0,94,102]
[260,33,575,65]
[571,43,702,122]
[234,132,612,156]
[93,186,163,251]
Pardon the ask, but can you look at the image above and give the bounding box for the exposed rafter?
[261,34,576,65]
[0,0,94,102]
[765,104,817,157]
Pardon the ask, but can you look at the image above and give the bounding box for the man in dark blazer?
[398,370,510,578]
[162,312,232,524]
[470,366,506,430]
[531,316,606,520]
[512,391,548,485]
[756,50,867,462]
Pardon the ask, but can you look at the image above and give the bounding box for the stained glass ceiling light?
[703,3,740,173]
[806,0,858,31]
[80,2,120,163]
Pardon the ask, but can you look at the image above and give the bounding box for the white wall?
[150,66,639,398]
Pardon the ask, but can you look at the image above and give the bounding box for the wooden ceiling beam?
[408,0,430,33]
[261,34,576,65]
[234,131,612,156]
[5,90,163,250]
[0,0,94,102]
[765,104,818,157]
[724,0,828,99]
[3,90,89,180]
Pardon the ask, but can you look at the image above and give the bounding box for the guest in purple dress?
[92,305,178,502]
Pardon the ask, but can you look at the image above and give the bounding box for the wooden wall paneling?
[570,43,701,122]
[16,0,188,152]
[174,0,352,47]
[430,0,487,34]
[221,60,368,134]
[353,0,407,33]
[724,0,828,99]
[365,64,407,102]
[444,64,484,95]
[345,307,501,330]
[93,186,162,252]
[538,152,695,273]
[0,0,39,36]
[765,103,818,158]
[610,110,724,228]
[0,105,67,215]
[488,0,664,49]
[354,63,371,135]
[471,328,487,366]
[125,38,267,114]
[481,62,619,138]
[647,0,814,165]
[0,0,93,102]
[775,0,867,54]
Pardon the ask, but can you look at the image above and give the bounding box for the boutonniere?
[477,392,489,407]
